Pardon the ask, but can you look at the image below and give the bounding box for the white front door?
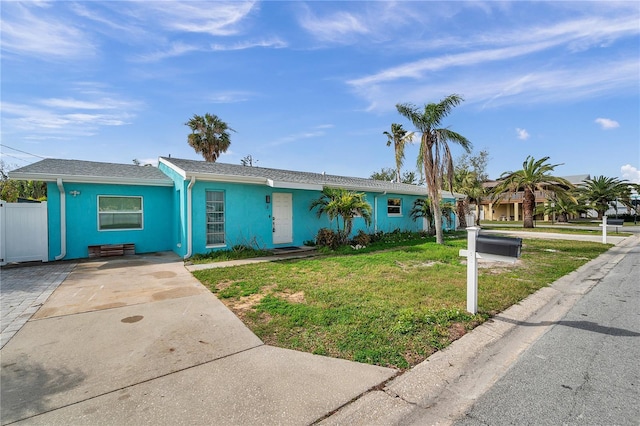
[272,193,293,245]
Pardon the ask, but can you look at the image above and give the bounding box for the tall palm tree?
[383,123,415,182]
[396,94,471,244]
[579,176,634,219]
[309,187,372,244]
[185,113,235,162]
[492,156,575,228]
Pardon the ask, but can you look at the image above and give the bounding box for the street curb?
[320,235,638,425]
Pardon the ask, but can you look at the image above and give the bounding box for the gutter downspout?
[184,176,196,260]
[55,178,66,260]
[373,191,387,233]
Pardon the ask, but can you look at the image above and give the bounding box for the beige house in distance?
[478,174,590,222]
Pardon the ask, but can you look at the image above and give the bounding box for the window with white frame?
[387,198,402,215]
[206,191,225,245]
[98,196,143,230]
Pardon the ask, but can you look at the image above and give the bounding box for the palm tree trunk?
[456,199,467,228]
[344,217,353,239]
[433,204,444,243]
[523,188,535,228]
[395,141,401,182]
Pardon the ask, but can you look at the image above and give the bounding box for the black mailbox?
[607,219,624,226]
[476,234,522,258]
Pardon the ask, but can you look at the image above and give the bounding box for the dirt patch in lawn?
[279,290,305,304]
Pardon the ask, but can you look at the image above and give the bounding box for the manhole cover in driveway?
[121,315,144,323]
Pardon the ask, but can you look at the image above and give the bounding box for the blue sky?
[2,1,639,183]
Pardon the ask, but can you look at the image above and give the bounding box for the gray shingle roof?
[9,159,173,186]
[563,174,590,185]
[161,157,430,195]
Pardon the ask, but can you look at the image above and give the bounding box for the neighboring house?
[9,157,460,261]
[478,174,589,221]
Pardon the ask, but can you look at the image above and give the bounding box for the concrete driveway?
[0,252,395,425]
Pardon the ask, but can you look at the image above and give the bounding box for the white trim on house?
[267,179,322,191]
[158,157,188,179]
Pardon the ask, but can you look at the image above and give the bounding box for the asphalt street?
[455,240,640,425]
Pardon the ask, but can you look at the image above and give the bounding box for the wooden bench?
[88,243,135,258]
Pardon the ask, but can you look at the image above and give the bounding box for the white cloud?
[349,42,554,88]
[595,118,620,129]
[621,164,640,184]
[269,125,331,146]
[135,42,202,62]
[297,7,370,43]
[346,9,640,112]
[349,57,639,113]
[208,91,256,104]
[1,3,95,60]
[138,158,159,167]
[39,97,138,110]
[0,87,139,138]
[138,1,257,36]
[348,14,639,88]
[516,128,530,140]
[137,38,286,63]
[211,37,287,51]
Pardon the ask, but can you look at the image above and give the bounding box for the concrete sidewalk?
[477,229,627,244]
[0,252,395,425]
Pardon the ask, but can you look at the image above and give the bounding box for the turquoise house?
[9,157,461,261]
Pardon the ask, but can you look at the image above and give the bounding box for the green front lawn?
[193,235,611,369]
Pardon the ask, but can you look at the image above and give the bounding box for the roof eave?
[267,179,322,191]
[158,157,187,179]
[187,172,268,185]
[324,183,426,195]
[8,172,174,187]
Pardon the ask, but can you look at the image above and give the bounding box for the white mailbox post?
[600,216,624,244]
[459,227,522,314]
[462,227,479,314]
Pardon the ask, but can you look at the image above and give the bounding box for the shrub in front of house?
[351,230,371,247]
[315,228,341,249]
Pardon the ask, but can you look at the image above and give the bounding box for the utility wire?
[0,144,47,159]
[0,153,31,163]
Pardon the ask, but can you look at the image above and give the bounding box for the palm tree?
[462,179,486,227]
[309,187,372,244]
[383,123,415,182]
[448,169,484,228]
[492,156,575,228]
[409,198,455,235]
[579,176,634,219]
[396,94,471,244]
[185,113,235,162]
[535,194,586,223]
